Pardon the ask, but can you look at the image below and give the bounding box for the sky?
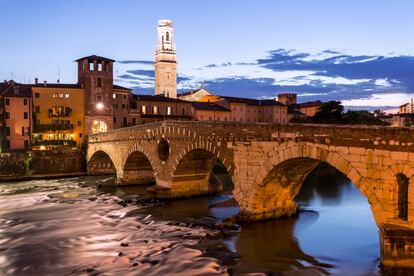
[1,0,414,111]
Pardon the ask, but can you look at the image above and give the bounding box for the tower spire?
[154,19,177,98]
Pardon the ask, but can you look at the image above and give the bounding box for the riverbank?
[0,171,87,183]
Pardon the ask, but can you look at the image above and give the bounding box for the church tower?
[154,19,177,98]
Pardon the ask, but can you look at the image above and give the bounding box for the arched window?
[92,120,108,134]
[166,32,170,41]
[397,173,409,220]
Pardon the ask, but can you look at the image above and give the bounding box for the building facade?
[130,95,192,124]
[0,81,32,151]
[154,19,177,98]
[32,83,85,148]
[198,95,288,124]
[178,86,212,101]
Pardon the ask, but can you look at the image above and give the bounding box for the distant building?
[392,113,414,127]
[0,81,32,151]
[178,85,212,101]
[399,99,414,114]
[32,82,85,148]
[292,101,324,117]
[191,101,231,121]
[277,93,297,106]
[129,95,193,124]
[155,19,177,98]
[277,93,324,118]
[199,95,288,124]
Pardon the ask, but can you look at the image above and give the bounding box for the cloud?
[118,60,153,65]
[127,69,154,78]
[116,48,414,109]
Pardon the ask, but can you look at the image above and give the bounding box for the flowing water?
[0,165,381,275]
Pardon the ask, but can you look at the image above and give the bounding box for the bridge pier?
[380,224,414,268]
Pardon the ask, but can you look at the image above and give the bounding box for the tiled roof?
[75,55,115,62]
[132,94,190,103]
[0,81,32,98]
[293,101,323,108]
[113,84,131,91]
[31,83,82,89]
[220,96,285,107]
[191,101,230,112]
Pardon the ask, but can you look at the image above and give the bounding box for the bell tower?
[154,19,177,98]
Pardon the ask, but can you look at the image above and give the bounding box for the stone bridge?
[87,120,414,268]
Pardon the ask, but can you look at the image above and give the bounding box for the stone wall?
[0,149,85,179]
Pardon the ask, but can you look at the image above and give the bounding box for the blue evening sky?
[1,0,414,110]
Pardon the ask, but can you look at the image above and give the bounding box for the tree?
[312,101,344,124]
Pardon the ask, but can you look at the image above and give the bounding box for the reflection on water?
[0,164,381,275]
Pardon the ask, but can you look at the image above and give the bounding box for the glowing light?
[96,103,104,110]
[40,145,46,150]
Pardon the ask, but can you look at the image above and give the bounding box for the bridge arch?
[121,144,156,185]
[87,150,117,176]
[235,143,378,221]
[169,144,234,197]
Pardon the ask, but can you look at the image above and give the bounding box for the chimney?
[43,80,47,87]
[35,78,38,84]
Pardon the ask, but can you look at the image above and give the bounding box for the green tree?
[312,101,344,124]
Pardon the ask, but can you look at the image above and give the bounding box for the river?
[0,165,381,275]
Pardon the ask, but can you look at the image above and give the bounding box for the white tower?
[154,19,177,98]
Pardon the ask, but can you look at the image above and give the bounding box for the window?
[397,173,409,220]
[22,127,25,136]
[167,106,172,115]
[224,117,228,121]
[113,94,117,99]
[98,63,103,71]
[105,64,109,72]
[24,140,29,149]
[24,99,28,105]
[5,140,10,150]
[5,112,10,119]
[113,117,117,123]
[5,98,10,105]
[209,116,212,121]
[97,95,102,101]
[65,93,70,99]
[123,117,127,127]
[78,121,81,126]
[123,94,127,99]
[89,62,94,71]
[113,104,118,109]
[181,107,185,116]
[153,106,158,114]
[59,93,64,98]
[35,93,40,98]
[166,32,170,41]
[141,105,146,114]
[79,133,83,138]
[132,118,136,124]
[35,106,40,113]
[6,127,10,136]
[53,93,57,98]
[122,104,126,109]
[97,78,102,87]
[200,115,203,119]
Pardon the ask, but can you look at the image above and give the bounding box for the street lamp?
[96,102,104,110]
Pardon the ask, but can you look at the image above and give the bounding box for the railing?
[31,139,76,147]
[88,120,414,151]
[34,124,74,132]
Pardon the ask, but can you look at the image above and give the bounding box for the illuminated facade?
[32,83,85,148]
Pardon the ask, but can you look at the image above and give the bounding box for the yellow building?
[32,83,85,148]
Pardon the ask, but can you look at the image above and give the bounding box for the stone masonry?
[87,120,414,268]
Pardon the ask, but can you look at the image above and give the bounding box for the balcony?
[31,139,76,147]
[34,124,74,133]
[48,108,72,117]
